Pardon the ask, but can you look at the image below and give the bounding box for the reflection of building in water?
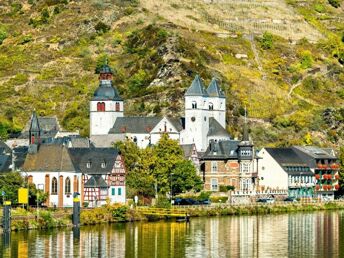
[125,222,188,257]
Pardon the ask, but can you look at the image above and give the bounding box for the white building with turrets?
[90,64,230,152]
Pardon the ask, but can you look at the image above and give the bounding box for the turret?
[183,75,209,152]
[29,111,40,145]
[90,62,124,136]
[206,78,226,128]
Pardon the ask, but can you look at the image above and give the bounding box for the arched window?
[209,102,214,110]
[97,102,105,111]
[65,177,71,194]
[192,101,197,109]
[52,177,58,195]
[115,102,120,112]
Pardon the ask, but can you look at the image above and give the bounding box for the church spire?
[29,110,40,144]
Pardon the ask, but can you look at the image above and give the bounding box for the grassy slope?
[0,0,343,148]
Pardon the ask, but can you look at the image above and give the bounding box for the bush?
[197,191,211,201]
[260,32,273,50]
[328,0,341,8]
[155,195,171,208]
[95,21,110,34]
[0,29,7,45]
[219,185,235,192]
[112,206,128,221]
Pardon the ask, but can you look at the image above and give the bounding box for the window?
[192,101,197,109]
[240,163,251,173]
[115,102,120,112]
[211,161,218,173]
[209,102,214,110]
[97,102,105,112]
[211,178,218,191]
[241,178,250,191]
[51,177,57,195]
[86,161,92,168]
[240,149,251,156]
[101,161,106,168]
[118,188,122,195]
[65,177,71,194]
[112,188,115,196]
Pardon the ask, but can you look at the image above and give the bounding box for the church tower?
[29,111,40,144]
[183,75,209,152]
[206,78,226,128]
[90,63,123,136]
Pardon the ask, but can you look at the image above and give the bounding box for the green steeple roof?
[207,78,225,98]
[185,75,208,97]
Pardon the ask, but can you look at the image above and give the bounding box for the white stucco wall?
[108,186,126,204]
[90,100,124,136]
[24,171,82,207]
[258,148,288,190]
[207,97,226,129]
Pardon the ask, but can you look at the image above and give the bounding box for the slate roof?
[0,141,11,154]
[29,111,40,132]
[68,148,119,175]
[22,144,74,172]
[109,117,162,134]
[84,175,108,188]
[265,148,307,166]
[92,80,122,101]
[0,154,11,172]
[180,144,194,159]
[207,118,230,138]
[13,146,28,170]
[292,146,337,159]
[202,140,241,160]
[265,148,313,175]
[185,75,208,97]
[166,117,184,132]
[21,116,60,139]
[207,78,225,98]
[98,64,113,74]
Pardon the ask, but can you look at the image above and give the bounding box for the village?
[0,63,341,208]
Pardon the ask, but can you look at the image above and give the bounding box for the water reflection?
[1,211,344,257]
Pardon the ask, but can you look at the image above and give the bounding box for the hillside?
[0,0,343,148]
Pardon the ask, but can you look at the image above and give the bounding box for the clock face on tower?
[191,117,196,122]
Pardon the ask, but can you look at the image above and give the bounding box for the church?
[90,64,230,152]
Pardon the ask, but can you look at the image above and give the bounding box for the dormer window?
[240,150,251,156]
[192,101,197,109]
[86,161,92,168]
[101,161,106,168]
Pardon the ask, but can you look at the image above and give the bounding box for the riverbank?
[3,201,344,232]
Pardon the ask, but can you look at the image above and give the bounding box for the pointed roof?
[207,78,225,98]
[98,61,113,74]
[29,111,40,132]
[84,175,108,188]
[207,118,230,138]
[185,75,208,97]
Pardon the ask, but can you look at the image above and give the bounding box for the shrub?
[219,185,235,192]
[112,206,128,221]
[197,191,211,201]
[155,195,171,208]
[300,51,313,69]
[328,0,341,8]
[95,21,110,34]
[260,32,274,50]
[0,29,7,45]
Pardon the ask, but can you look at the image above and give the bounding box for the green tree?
[171,160,203,195]
[0,172,24,205]
[115,134,203,198]
[0,29,7,45]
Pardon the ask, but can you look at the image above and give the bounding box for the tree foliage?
[115,134,203,198]
[0,172,24,205]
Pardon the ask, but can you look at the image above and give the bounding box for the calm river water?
[2,211,344,258]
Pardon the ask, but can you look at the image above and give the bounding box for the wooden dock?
[136,207,190,221]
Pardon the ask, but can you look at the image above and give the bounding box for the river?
[1,210,344,257]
